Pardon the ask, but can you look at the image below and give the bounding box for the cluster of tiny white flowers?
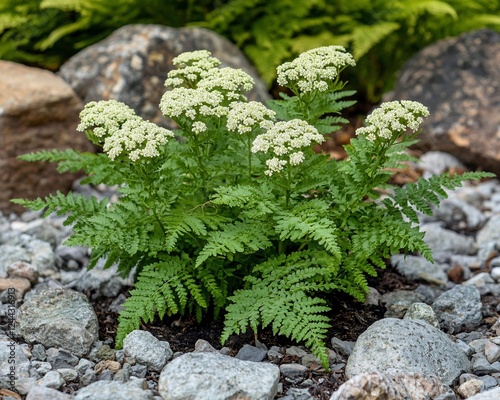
[197,68,254,100]
[277,46,355,93]
[226,102,276,134]
[164,50,221,88]
[355,100,430,142]
[160,87,228,123]
[77,100,173,162]
[251,119,325,176]
[192,121,207,134]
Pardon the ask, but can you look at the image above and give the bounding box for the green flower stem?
[191,132,209,200]
[247,135,253,181]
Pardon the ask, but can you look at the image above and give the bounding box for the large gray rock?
[331,369,454,400]
[432,285,483,333]
[122,330,172,372]
[0,61,93,214]
[158,352,280,400]
[17,289,99,357]
[345,318,470,385]
[385,29,500,175]
[74,380,155,400]
[58,24,270,130]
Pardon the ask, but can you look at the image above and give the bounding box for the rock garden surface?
[2,151,500,400]
[1,26,500,400]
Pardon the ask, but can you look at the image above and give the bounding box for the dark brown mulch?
[90,266,419,399]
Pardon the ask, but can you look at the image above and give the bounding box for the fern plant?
[12,46,494,368]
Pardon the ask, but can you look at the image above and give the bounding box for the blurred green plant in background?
[1,0,499,101]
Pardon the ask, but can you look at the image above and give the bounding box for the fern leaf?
[195,221,273,267]
[115,255,207,348]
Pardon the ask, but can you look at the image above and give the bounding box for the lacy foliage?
[12,48,494,368]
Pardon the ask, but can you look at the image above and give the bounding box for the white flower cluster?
[226,102,276,134]
[164,50,221,88]
[77,100,174,162]
[355,100,430,142]
[277,46,356,93]
[160,87,228,123]
[251,119,325,175]
[197,67,254,100]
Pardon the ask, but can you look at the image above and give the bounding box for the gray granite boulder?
[345,318,471,385]
[385,29,500,175]
[158,352,280,400]
[58,24,270,130]
[16,289,98,357]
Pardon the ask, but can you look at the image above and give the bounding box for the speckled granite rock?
[385,29,500,175]
[58,24,270,130]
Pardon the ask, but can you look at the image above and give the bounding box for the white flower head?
[160,87,229,123]
[227,102,276,134]
[355,100,430,142]
[165,50,221,88]
[77,100,174,162]
[197,68,254,101]
[277,46,355,93]
[252,119,324,176]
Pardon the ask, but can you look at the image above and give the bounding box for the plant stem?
[247,135,253,181]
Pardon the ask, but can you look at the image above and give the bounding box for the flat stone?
[279,363,309,378]
[235,344,267,362]
[158,352,280,400]
[17,289,99,357]
[345,318,471,385]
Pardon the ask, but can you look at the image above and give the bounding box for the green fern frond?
[11,191,108,225]
[388,171,494,223]
[115,255,207,348]
[195,221,273,267]
[275,199,341,257]
[222,251,339,369]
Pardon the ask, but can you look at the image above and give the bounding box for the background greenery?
[1,0,500,101]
